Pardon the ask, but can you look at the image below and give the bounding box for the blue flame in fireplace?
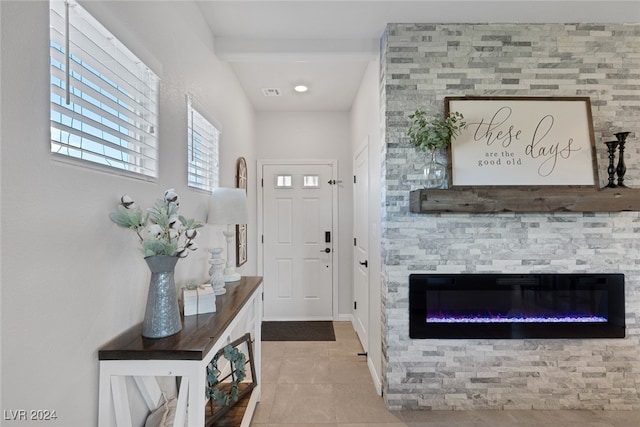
[426,314,608,323]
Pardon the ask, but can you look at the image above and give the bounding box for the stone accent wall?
[381,23,640,410]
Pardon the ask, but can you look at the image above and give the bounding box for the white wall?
[349,59,383,392]
[0,1,256,425]
[255,111,353,318]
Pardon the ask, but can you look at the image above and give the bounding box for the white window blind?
[187,97,220,192]
[49,0,159,178]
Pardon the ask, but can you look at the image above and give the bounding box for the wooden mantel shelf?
[410,187,640,213]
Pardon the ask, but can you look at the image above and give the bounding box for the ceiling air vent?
[261,88,282,97]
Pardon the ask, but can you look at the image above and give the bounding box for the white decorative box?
[183,287,199,316]
[197,284,216,314]
[182,284,216,316]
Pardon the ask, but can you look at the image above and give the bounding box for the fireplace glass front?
[409,274,625,339]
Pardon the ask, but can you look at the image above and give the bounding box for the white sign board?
[446,97,598,187]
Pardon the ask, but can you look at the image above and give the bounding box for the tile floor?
[250,321,640,427]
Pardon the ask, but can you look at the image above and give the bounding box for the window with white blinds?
[49,0,159,178]
[187,97,220,192]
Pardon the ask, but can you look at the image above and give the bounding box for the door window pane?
[303,175,320,188]
[276,175,292,188]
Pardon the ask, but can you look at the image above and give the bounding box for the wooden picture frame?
[205,333,256,423]
[445,96,598,187]
[235,157,248,267]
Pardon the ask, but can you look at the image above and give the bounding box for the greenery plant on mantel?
[407,110,466,152]
[407,110,466,189]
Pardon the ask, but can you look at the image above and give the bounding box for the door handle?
[359,260,368,267]
[320,248,331,253]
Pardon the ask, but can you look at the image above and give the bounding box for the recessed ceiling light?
[294,85,308,93]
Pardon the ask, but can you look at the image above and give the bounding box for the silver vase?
[142,255,182,338]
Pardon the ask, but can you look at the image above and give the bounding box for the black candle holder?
[614,131,631,187]
[604,140,619,188]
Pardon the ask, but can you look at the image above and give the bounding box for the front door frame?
[257,159,340,320]
[353,140,370,353]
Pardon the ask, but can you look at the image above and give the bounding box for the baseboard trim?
[368,357,383,396]
[336,313,353,322]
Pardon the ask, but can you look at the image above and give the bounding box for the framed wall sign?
[445,96,598,187]
[235,157,248,267]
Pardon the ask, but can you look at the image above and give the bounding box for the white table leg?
[98,364,115,427]
[187,364,206,427]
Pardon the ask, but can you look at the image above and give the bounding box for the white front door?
[353,144,369,351]
[261,162,335,320]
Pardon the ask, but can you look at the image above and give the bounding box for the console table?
[98,276,263,427]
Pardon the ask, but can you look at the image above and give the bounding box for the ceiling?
[196,1,640,112]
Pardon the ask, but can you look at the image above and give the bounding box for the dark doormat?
[262,321,336,341]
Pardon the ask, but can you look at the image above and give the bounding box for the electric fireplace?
[409,273,625,339]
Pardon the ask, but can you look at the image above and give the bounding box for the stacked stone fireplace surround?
[380,23,640,410]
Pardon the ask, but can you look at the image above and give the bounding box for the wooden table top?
[98,276,263,361]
